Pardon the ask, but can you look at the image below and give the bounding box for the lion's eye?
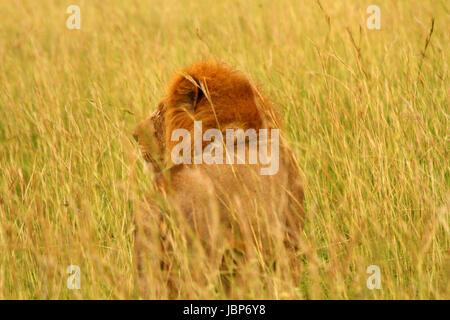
[159,101,167,112]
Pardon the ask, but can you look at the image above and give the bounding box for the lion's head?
[133,102,166,172]
[134,61,281,169]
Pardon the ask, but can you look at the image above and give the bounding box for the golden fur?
[133,61,304,296]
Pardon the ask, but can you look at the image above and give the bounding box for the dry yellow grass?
[0,0,448,299]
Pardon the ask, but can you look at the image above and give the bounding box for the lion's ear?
[172,75,204,111]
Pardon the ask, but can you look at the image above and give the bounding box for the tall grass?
[0,0,448,299]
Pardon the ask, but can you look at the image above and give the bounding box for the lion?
[133,103,166,173]
[133,61,304,297]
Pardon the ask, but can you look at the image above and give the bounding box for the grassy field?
[0,0,448,299]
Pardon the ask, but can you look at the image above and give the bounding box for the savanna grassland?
[0,0,448,299]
